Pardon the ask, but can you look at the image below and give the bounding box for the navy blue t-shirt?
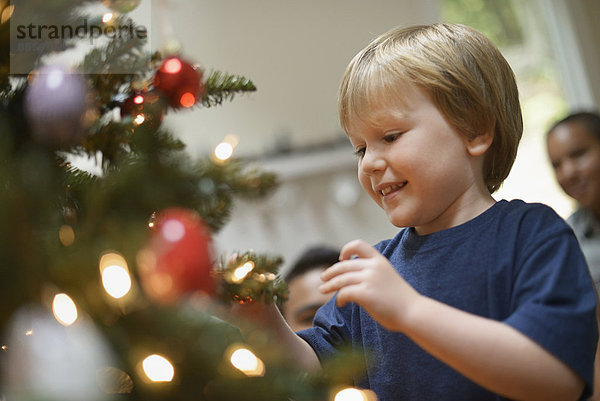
[298,200,598,401]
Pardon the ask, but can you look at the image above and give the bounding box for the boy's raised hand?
[319,239,420,332]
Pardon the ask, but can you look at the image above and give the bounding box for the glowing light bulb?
[52,293,78,326]
[99,252,132,299]
[231,261,254,283]
[147,212,157,228]
[179,92,196,108]
[102,265,132,299]
[228,346,265,377]
[214,142,234,161]
[25,330,33,336]
[59,224,75,246]
[334,388,377,401]
[134,114,145,125]
[1,5,15,24]
[1,345,8,351]
[133,95,144,104]
[142,354,174,382]
[102,12,114,23]
[212,135,239,163]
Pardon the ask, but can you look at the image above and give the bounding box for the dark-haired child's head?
[282,246,339,331]
[546,111,600,215]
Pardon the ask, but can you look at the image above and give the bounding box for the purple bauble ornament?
[24,65,91,146]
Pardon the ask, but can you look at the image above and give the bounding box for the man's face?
[283,268,334,332]
[547,121,600,214]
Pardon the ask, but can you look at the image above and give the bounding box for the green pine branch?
[62,159,99,187]
[202,70,257,107]
[194,158,278,231]
[79,15,157,108]
[215,251,288,306]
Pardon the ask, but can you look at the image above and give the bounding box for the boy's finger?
[319,271,362,294]
[321,259,364,281]
[339,239,379,261]
[335,287,360,308]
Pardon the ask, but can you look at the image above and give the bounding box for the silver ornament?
[24,65,91,146]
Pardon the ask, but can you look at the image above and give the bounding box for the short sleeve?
[504,220,597,399]
[296,239,395,363]
[297,295,354,363]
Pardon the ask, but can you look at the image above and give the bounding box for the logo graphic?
[9,1,151,74]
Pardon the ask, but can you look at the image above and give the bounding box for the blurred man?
[281,245,339,332]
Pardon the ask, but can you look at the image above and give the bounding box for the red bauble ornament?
[138,208,215,304]
[120,90,165,127]
[152,57,204,109]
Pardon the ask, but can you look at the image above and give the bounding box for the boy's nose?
[361,149,386,175]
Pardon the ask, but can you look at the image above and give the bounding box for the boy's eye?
[353,147,366,158]
[383,132,402,143]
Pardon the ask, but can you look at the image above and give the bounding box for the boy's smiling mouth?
[378,182,407,197]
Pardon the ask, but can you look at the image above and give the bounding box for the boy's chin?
[386,213,413,229]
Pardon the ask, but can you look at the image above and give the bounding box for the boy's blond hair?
[338,23,522,193]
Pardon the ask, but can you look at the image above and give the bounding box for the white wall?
[153,0,439,157]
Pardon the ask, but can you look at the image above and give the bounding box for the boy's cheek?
[358,180,381,206]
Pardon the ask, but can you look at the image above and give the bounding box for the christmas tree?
[0,1,364,400]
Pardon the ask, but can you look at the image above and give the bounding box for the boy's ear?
[464,130,494,157]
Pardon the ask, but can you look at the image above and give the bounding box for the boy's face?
[547,121,600,214]
[346,83,493,235]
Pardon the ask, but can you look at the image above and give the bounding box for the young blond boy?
[245,24,597,401]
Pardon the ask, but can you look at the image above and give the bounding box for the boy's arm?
[401,291,583,401]
[231,301,322,371]
[320,239,585,401]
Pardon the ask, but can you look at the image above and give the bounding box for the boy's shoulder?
[374,200,568,254]
[500,199,569,234]
[499,198,560,217]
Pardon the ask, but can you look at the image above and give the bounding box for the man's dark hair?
[547,110,600,142]
[283,245,340,283]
